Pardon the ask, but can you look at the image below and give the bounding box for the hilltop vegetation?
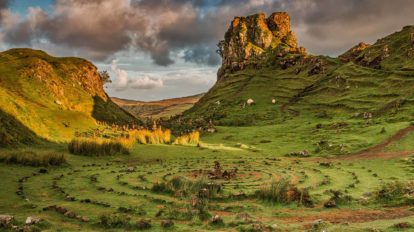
[0,48,137,146]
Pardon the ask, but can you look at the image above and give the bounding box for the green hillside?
[0,48,137,146]
[184,25,414,126]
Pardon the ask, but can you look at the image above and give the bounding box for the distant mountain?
[0,48,137,146]
[112,94,204,119]
[182,12,414,126]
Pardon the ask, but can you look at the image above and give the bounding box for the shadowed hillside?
[0,48,138,145]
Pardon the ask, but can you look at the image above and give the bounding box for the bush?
[174,131,200,145]
[68,137,132,156]
[374,181,414,204]
[0,151,66,166]
[255,178,313,207]
[99,214,131,228]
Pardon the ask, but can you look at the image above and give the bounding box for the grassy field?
[1,124,414,232]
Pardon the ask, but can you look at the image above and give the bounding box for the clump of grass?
[68,137,132,156]
[374,181,414,204]
[151,176,220,198]
[174,131,200,145]
[129,127,171,144]
[255,178,313,207]
[99,214,131,228]
[0,150,66,166]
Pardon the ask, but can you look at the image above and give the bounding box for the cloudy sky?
[1,0,414,101]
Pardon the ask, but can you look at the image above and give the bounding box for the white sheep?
[246,98,255,105]
[271,98,276,104]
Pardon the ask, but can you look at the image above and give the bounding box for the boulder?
[25,216,43,225]
[0,215,14,227]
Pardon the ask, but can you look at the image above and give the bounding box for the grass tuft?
[174,131,200,145]
[68,137,133,156]
[0,150,66,166]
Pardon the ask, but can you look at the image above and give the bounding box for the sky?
[1,0,414,101]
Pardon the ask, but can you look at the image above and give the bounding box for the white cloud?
[110,59,163,90]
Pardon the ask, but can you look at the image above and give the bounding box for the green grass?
[0,48,137,146]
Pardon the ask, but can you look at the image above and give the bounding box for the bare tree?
[98,70,112,84]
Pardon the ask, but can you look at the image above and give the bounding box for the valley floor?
[1,124,414,231]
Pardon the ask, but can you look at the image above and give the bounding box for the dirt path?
[278,207,414,225]
[338,125,414,160]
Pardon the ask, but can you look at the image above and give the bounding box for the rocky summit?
[217,12,305,79]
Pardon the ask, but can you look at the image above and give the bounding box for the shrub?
[99,214,131,228]
[0,151,66,166]
[255,178,313,207]
[374,181,414,204]
[174,131,200,145]
[68,137,132,156]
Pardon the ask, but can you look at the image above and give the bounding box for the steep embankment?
[0,48,137,146]
[112,94,203,119]
[184,12,414,126]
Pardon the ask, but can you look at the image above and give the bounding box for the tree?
[98,70,112,84]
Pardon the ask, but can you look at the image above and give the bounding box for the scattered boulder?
[161,220,174,228]
[25,216,43,225]
[0,215,14,227]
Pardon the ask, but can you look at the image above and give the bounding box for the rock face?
[217,12,302,78]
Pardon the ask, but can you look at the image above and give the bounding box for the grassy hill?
[0,48,137,146]
[184,26,414,127]
[112,94,203,119]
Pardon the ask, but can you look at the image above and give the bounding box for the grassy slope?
[112,94,203,119]
[187,26,414,125]
[0,48,137,145]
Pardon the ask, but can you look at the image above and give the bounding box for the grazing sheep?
[271,99,276,104]
[246,99,255,106]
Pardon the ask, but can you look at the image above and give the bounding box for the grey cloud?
[2,0,414,65]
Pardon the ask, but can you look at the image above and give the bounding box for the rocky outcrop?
[217,12,304,78]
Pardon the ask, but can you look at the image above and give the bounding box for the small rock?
[161,220,174,228]
[64,211,77,218]
[0,215,14,227]
[25,216,43,225]
[39,168,48,174]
